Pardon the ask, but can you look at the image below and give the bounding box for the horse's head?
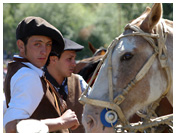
[88,42,107,56]
[80,3,173,133]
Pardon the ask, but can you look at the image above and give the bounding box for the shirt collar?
[43,67,67,88]
[13,55,44,77]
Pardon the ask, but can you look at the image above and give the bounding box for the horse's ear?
[141,6,151,16]
[140,3,163,33]
[88,42,96,54]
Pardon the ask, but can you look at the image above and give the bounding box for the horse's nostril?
[87,118,93,125]
[87,115,95,129]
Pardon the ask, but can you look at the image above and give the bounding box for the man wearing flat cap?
[3,16,79,133]
[44,38,91,133]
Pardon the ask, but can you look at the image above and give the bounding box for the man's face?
[56,50,76,77]
[24,35,52,68]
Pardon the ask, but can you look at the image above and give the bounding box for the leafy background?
[3,3,173,60]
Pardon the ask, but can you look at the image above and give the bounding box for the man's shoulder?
[19,66,38,74]
[13,66,40,81]
[69,74,86,83]
[6,62,39,80]
[70,73,82,79]
[11,66,43,91]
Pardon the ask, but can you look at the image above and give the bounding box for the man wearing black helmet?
[3,16,79,133]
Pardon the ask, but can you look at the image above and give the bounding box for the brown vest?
[4,61,69,133]
[67,74,85,133]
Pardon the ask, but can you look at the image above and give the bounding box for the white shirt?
[3,56,44,127]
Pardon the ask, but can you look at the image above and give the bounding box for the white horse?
[80,3,173,133]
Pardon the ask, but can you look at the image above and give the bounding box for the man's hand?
[41,109,80,132]
[59,109,80,130]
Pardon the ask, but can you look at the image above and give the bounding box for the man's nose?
[72,60,76,67]
[40,45,47,55]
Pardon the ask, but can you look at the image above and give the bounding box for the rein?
[79,22,172,132]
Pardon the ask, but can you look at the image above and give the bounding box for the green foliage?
[3,3,173,60]
[163,3,173,20]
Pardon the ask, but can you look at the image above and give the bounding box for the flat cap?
[64,38,84,52]
[51,38,84,55]
[16,16,64,53]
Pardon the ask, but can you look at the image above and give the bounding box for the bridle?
[79,21,172,132]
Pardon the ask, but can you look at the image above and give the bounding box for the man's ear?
[17,40,25,53]
[50,56,58,63]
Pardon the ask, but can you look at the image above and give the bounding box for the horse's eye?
[120,53,133,61]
